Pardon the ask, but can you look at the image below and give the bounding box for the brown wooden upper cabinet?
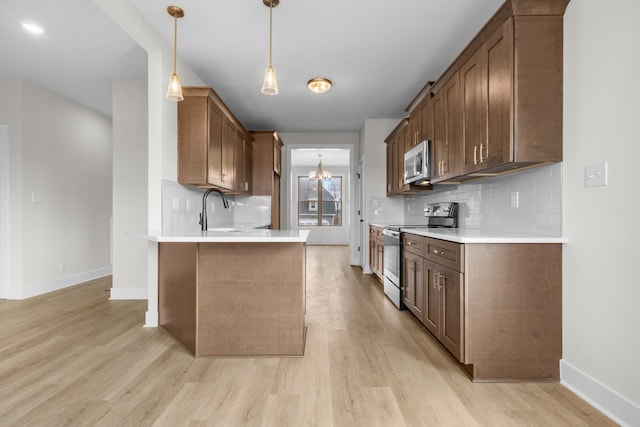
[178,87,253,194]
[251,131,283,229]
[395,0,569,192]
[385,119,429,196]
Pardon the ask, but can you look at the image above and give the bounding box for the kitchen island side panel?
[158,242,198,354]
[196,242,306,356]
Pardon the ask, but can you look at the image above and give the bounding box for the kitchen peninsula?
[147,229,309,357]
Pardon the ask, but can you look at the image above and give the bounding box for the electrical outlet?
[585,162,608,187]
[172,197,180,210]
[59,262,65,272]
[31,192,42,203]
[186,199,192,210]
[510,191,520,208]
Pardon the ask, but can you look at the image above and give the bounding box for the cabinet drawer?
[424,238,463,272]
[403,233,426,256]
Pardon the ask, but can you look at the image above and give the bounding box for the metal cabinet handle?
[433,249,445,256]
[474,145,478,165]
[479,143,485,163]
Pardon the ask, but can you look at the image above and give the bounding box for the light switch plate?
[585,162,608,187]
[510,191,519,208]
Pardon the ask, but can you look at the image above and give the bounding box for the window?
[298,176,342,226]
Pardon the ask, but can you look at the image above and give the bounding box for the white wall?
[0,78,112,299]
[0,124,9,298]
[111,79,148,299]
[96,0,207,326]
[359,119,404,273]
[561,1,640,425]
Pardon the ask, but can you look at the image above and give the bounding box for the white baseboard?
[561,359,640,427]
[144,310,158,327]
[8,266,112,299]
[109,287,147,300]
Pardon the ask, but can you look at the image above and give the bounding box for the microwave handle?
[414,154,420,176]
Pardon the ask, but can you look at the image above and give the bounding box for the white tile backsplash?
[404,163,563,236]
[161,180,271,232]
[368,195,405,225]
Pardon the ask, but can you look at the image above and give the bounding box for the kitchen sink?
[207,228,242,232]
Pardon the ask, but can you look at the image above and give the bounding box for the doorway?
[0,124,9,299]
[288,147,353,246]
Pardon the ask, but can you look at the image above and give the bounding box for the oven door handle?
[382,229,400,238]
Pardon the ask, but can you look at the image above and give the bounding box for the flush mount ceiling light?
[307,78,332,94]
[308,154,332,180]
[261,0,279,95]
[166,5,185,102]
[21,22,44,35]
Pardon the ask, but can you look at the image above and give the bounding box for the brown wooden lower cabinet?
[369,225,384,282]
[401,233,562,382]
[158,241,306,357]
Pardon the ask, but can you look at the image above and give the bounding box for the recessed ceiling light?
[307,78,332,94]
[21,22,45,35]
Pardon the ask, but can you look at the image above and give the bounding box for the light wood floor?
[0,246,616,426]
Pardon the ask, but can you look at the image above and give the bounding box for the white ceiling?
[1,0,505,132]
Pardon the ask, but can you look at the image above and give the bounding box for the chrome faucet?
[199,188,229,231]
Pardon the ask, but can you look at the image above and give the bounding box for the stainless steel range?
[382,202,458,309]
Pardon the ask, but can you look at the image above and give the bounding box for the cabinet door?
[393,135,402,194]
[244,139,253,194]
[234,129,245,193]
[207,103,224,187]
[386,142,393,195]
[178,96,208,185]
[461,49,485,175]
[409,108,421,147]
[483,18,513,169]
[369,228,377,274]
[377,237,384,278]
[443,73,462,181]
[423,260,440,337]
[421,100,434,142]
[273,137,281,175]
[401,251,416,314]
[221,118,235,189]
[438,264,464,362]
[405,253,424,320]
[432,73,461,183]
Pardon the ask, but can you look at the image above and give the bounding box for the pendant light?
[261,0,279,95]
[166,6,185,101]
[308,154,332,180]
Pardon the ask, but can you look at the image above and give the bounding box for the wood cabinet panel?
[401,233,561,380]
[402,250,424,321]
[251,131,283,229]
[178,87,252,194]
[368,225,384,281]
[387,1,567,189]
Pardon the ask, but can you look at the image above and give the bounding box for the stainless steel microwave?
[404,140,431,185]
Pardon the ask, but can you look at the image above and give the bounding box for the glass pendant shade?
[261,66,279,95]
[166,73,184,101]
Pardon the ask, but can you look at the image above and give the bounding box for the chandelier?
[308,154,332,180]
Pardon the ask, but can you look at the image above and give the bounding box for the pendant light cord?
[173,14,178,74]
[268,0,273,67]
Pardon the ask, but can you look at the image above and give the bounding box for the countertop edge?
[400,228,567,244]
[133,230,311,243]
